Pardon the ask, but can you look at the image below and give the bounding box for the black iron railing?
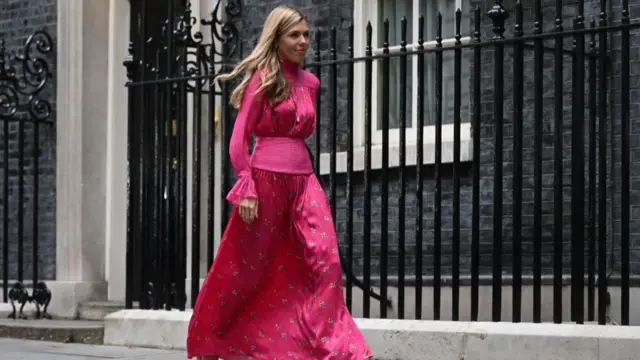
[0,30,55,320]
[124,0,639,326]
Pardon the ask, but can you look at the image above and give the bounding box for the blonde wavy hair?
[215,5,307,109]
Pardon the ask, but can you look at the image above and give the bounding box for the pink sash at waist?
[250,136,314,175]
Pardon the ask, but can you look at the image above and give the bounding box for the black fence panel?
[124,0,639,326]
[304,0,638,325]
[0,30,55,320]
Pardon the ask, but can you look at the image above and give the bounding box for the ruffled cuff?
[225,171,257,205]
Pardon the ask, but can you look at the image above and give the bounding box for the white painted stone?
[104,309,189,350]
[105,0,130,303]
[45,281,107,319]
[78,300,126,321]
[103,310,640,359]
[55,0,111,318]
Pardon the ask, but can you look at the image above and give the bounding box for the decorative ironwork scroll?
[1,29,54,320]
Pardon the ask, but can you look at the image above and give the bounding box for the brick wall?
[466,0,640,280]
[603,0,640,277]
[466,0,605,279]
[228,0,640,280]
[0,0,57,281]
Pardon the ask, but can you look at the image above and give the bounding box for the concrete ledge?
[103,309,640,359]
[104,309,188,350]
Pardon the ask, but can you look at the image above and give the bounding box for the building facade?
[0,0,639,323]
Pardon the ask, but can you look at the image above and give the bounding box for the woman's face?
[277,20,310,64]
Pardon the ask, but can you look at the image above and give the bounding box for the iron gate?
[124,0,212,310]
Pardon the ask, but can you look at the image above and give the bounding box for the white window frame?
[319,0,473,175]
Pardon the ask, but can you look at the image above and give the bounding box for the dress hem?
[187,351,374,360]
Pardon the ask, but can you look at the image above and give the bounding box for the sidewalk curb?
[104,309,640,359]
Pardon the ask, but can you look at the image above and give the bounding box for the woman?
[186,5,373,360]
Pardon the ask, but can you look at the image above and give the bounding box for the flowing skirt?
[186,168,372,359]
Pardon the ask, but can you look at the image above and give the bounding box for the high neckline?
[279,57,301,79]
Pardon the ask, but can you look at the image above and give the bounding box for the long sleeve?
[225,71,265,205]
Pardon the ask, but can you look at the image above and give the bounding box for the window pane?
[378,0,413,47]
[421,0,469,39]
[377,0,413,131]
[421,0,470,127]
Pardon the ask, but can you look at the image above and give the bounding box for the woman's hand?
[239,197,258,224]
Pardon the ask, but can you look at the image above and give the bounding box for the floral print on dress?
[187,58,372,359]
[187,169,373,359]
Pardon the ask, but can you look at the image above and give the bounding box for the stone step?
[78,301,128,321]
[0,318,104,345]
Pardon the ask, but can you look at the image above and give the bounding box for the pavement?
[0,338,186,359]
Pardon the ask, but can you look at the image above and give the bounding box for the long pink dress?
[186,58,373,359]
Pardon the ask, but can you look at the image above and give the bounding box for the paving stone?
[0,338,185,360]
[0,319,104,345]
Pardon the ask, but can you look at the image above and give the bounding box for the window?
[348,0,472,164]
[320,0,475,174]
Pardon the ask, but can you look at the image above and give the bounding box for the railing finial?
[123,41,136,82]
[487,0,509,40]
